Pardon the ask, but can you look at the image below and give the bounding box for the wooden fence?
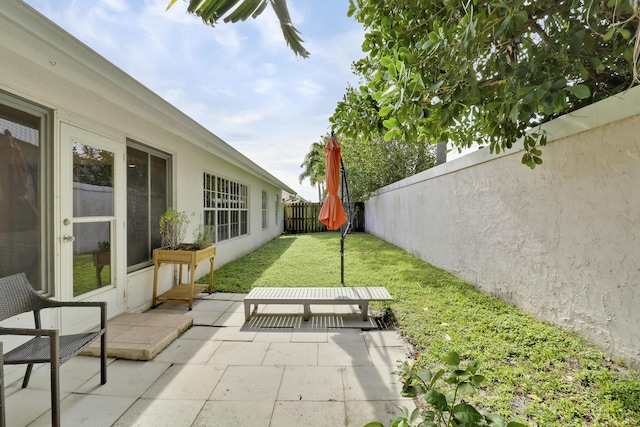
[283,202,327,233]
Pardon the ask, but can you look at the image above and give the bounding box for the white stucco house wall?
[0,2,294,340]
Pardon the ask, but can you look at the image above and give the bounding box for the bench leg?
[244,302,252,321]
[361,302,369,321]
[303,303,310,321]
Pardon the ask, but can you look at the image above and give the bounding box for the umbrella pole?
[340,160,345,285]
[340,157,352,286]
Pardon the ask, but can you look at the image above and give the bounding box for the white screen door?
[60,123,124,316]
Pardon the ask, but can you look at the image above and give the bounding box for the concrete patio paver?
[277,366,345,401]
[2,292,414,427]
[270,401,347,427]
[75,359,171,397]
[30,394,136,427]
[262,342,319,366]
[141,364,226,400]
[210,365,283,401]
[192,400,274,427]
[152,338,221,365]
[112,398,204,427]
[318,341,372,366]
[207,341,270,366]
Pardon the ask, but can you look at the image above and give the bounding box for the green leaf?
[457,381,476,395]
[551,78,567,90]
[381,57,393,67]
[515,10,528,27]
[485,413,507,427]
[409,407,421,423]
[418,369,433,384]
[450,369,469,378]
[444,351,460,367]
[405,53,419,65]
[379,105,394,117]
[363,423,385,427]
[400,384,422,398]
[388,63,397,79]
[383,129,396,141]
[430,369,445,387]
[425,390,449,412]
[619,27,632,40]
[165,0,178,11]
[603,27,616,42]
[509,103,520,123]
[453,402,483,423]
[588,56,606,73]
[466,360,481,375]
[383,118,400,129]
[346,0,356,17]
[471,374,485,387]
[567,84,591,99]
[516,86,535,96]
[496,15,511,36]
[430,80,445,91]
[570,29,585,54]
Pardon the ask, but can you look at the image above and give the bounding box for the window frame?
[203,172,248,243]
[261,190,268,230]
[126,139,172,272]
[0,90,53,295]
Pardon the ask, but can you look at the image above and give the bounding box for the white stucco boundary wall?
[365,86,640,365]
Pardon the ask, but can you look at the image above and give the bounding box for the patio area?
[2,292,414,427]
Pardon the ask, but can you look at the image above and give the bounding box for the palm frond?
[167,0,309,58]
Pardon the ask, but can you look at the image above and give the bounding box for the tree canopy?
[340,134,436,202]
[330,0,640,167]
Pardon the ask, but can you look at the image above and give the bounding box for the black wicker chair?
[0,273,107,427]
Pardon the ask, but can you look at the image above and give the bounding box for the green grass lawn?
[199,232,640,426]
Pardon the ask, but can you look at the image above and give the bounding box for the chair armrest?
[0,326,58,338]
[46,301,108,329]
[43,300,106,310]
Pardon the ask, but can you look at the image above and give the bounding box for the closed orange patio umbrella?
[318,133,348,230]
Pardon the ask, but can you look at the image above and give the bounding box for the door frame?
[59,122,125,327]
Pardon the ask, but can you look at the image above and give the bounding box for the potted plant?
[159,208,189,249]
[152,209,216,309]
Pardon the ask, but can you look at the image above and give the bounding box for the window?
[0,92,52,293]
[126,141,171,271]
[262,190,268,229]
[274,194,280,226]
[203,173,248,242]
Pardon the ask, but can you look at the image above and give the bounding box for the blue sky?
[24,0,365,201]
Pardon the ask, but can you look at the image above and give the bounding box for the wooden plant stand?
[152,245,216,310]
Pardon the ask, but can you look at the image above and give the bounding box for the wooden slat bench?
[244,287,393,321]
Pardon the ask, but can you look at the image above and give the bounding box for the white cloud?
[222,111,265,125]
[296,78,323,99]
[100,0,128,13]
[254,79,275,94]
